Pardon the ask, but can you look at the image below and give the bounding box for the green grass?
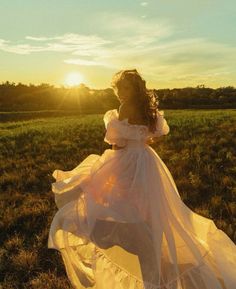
[0,109,236,288]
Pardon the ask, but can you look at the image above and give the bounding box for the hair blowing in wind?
[111,69,159,133]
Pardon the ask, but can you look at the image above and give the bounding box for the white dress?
[48,108,236,289]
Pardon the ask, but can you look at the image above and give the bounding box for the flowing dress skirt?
[48,145,236,289]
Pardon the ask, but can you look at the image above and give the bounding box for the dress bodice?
[103,108,170,148]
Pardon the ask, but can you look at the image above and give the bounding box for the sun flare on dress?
[48,108,236,289]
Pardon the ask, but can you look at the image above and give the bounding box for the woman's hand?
[112,144,126,150]
[146,137,159,145]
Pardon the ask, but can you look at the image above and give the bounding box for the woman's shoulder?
[103,103,134,125]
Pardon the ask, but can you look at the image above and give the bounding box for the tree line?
[0,81,235,112]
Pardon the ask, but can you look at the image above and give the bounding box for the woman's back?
[118,101,149,126]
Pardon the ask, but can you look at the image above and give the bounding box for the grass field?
[0,109,236,288]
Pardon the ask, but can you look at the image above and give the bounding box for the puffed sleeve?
[150,110,170,137]
[103,109,147,146]
[103,109,127,146]
[103,109,117,130]
[103,122,127,146]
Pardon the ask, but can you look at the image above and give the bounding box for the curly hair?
[110,69,159,133]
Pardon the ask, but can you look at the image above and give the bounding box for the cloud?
[0,39,45,54]
[98,12,173,42]
[0,33,113,56]
[131,38,236,82]
[0,15,173,65]
[140,2,148,7]
[63,58,113,67]
[0,13,173,57]
[25,36,60,41]
[0,12,235,86]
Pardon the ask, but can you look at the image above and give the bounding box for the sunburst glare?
[64,72,84,87]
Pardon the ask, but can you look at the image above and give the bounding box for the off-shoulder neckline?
[114,109,149,129]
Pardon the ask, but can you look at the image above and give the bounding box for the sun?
[64,72,84,87]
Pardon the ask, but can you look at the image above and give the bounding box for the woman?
[48,69,236,289]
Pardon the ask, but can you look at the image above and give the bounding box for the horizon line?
[0,80,235,91]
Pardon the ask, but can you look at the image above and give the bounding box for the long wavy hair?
[110,69,159,133]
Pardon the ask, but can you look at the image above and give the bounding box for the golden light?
[64,72,84,87]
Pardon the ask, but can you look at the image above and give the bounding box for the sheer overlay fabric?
[48,108,236,289]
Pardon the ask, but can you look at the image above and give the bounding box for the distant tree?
[0,81,235,111]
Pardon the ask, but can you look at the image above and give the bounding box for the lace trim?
[94,246,212,289]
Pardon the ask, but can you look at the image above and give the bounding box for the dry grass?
[0,109,235,288]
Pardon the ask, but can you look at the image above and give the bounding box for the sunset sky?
[0,0,236,89]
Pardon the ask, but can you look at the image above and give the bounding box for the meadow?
[0,109,236,288]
